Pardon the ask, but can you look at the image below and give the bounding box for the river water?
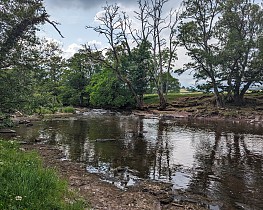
[11,111,263,209]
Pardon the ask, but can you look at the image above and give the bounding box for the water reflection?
[13,113,263,209]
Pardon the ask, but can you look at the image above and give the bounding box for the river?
[11,110,263,209]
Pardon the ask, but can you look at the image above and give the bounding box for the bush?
[87,69,134,108]
[0,140,86,210]
[61,106,75,113]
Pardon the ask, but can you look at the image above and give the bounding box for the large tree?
[178,0,263,107]
[0,0,63,70]
[178,0,224,107]
[86,4,150,109]
[87,1,181,110]
[216,0,263,105]
[0,0,63,113]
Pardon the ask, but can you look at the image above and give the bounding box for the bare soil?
[139,94,263,124]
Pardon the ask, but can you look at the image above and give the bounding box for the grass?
[144,92,204,105]
[0,140,86,210]
[61,106,75,113]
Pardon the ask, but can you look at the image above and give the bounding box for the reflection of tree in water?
[48,120,90,161]
[79,116,156,178]
[38,116,263,208]
[152,119,172,181]
[189,125,263,209]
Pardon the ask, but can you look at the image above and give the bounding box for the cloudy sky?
[40,0,194,87]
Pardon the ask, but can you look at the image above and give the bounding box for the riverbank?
[21,143,209,210]
[2,94,263,209]
[138,93,263,124]
[0,140,85,210]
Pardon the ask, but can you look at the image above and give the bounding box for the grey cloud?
[44,0,138,10]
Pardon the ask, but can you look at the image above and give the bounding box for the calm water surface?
[13,111,263,209]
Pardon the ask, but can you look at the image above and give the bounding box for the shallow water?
[11,111,263,209]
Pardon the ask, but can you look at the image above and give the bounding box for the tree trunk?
[124,77,144,110]
[213,86,224,107]
[157,88,167,110]
[79,93,84,107]
[233,94,244,106]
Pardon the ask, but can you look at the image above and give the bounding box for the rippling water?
[11,111,263,209]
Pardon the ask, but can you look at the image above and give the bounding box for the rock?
[0,129,16,133]
[15,111,23,117]
[35,137,46,142]
[26,122,33,127]
[95,139,116,142]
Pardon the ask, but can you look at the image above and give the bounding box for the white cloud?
[94,10,106,24]
[87,40,102,47]
[63,43,82,59]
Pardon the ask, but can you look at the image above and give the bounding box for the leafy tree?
[0,0,63,71]
[87,68,134,108]
[216,0,263,105]
[31,39,64,113]
[59,49,101,106]
[178,0,224,107]
[160,72,180,93]
[179,0,263,106]
[0,0,63,113]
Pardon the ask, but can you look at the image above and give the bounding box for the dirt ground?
[21,143,209,210]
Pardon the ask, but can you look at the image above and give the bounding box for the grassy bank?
[0,140,86,210]
[144,92,204,105]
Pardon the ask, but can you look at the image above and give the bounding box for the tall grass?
[0,140,86,210]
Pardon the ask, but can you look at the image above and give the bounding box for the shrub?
[62,106,75,113]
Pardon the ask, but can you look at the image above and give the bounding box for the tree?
[59,49,101,106]
[0,0,63,113]
[87,1,181,110]
[86,4,148,109]
[216,0,263,105]
[160,72,180,93]
[135,0,181,109]
[179,0,263,107]
[0,0,63,70]
[178,0,224,107]
[87,68,134,108]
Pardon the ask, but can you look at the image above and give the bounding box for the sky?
[40,0,194,87]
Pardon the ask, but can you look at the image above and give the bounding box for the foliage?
[0,0,63,114]
[61,106,75,113]
[160,72,180,93]
[179,0,263,106]
[87,69,134,108]
[178,0,223,106]
[216,0,263,105]
[59,50,100,107]
[0,113,14,128]
[0,140,86,210]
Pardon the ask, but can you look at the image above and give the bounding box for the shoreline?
[5,106,262,209]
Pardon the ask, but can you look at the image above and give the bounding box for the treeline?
[0,0,262,114]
